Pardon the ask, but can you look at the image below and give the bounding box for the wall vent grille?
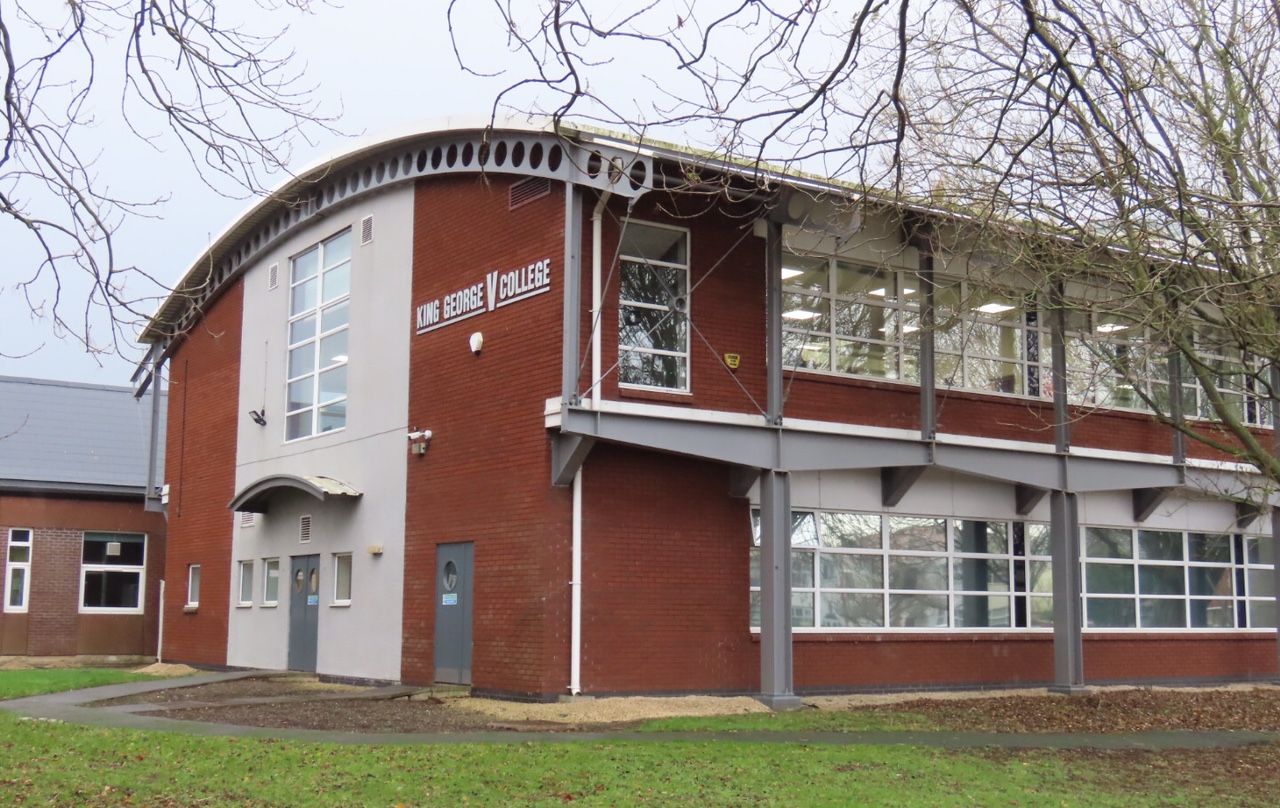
[299,514,312,543]
[509,176,551,209]
[360,215,374,245]
[240,512,256,528]
[268,263,279,290]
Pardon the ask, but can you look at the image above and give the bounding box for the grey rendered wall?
[226,186,412,682]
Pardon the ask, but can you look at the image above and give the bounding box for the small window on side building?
[333,554,352,605]
[186,564,202,608]
[263,558,280,605]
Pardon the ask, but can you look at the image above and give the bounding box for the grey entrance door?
[434,542,474,684]
[288,554,320,672]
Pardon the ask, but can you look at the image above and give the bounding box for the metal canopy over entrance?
[228,474,362,514]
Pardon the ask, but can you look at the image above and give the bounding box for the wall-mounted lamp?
[249,409,267,427]
[407,429,433,455]
[469,331,484,356]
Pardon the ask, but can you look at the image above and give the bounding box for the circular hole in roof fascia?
[362,167,372,187]
[326,185,335,203]
[477,142,490,166]
[446,144,458,168]
[529,142,544,169]
[461,142,474,166]
[416,150,428,172]
[548,144,563,172]
[403,154,412,175]
[494,141,507,166]
[376,162,386,182]
[431,146,442,170]
[511,141,525,167]
[628,160,647,190]
[388,159,398,180]
[586,151,602,178]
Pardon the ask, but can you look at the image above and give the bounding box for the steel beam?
[1050,283,1071,454]
[765,219,784,426]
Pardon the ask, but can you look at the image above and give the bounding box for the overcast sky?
[0,1,549,387]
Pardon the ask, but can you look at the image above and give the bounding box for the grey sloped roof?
[0,376,166,495]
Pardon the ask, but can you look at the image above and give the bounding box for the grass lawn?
[0,710,1249,807]
[0,668,156,700]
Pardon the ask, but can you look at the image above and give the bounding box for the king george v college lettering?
[415,258,552,333]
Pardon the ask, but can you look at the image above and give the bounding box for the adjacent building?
[137,120,1280,701]
[0,376,166,660]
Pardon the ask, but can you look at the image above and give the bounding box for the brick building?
[137,121,1280,702]
[0,376,166,660]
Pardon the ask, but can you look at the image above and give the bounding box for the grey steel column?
[562,182,583,404]
[144,358,165,513]
[765,219,784,425]
[1048,282,1086,692]
[1270,366,1280,671]
[1049,491,1085,691]
[758,218,800,709]
[1169,352,1186,465]
[918,250,936,440]
[758,470,800,709]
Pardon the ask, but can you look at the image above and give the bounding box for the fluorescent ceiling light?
[901,325,920,334]
[902,287,916,295]
[783,310,820,321]
[974,302,1015,315]
[1095,323,1129,334]
[802,343,828,352]
[331,354,349,363]
[781,267,804,280]
[868,287,887,297]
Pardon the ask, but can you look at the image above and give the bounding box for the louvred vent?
[268,263,279,290]
[299,514,312,543]
[509,177,551,209]
[360,215,374,245]
[240,512,256,528]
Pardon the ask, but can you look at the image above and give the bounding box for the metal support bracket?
[729,467,759,499]
[551,434,596,487]
[1132,487,1175,522]
[1015,484,1047,516]
[881,465,926,507]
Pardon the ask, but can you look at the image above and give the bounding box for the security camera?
[407,431,424,441]
[407,430,433,442]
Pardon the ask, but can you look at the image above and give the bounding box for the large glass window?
[782,255,920,380]
[5,528,32,613]
[749,510,1051,630]
[618,222,691,391]
[81,532,146,612]
[1083,527,1273,629]
[286,229,352,440]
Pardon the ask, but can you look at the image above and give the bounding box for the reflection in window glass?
[618,222,690,390]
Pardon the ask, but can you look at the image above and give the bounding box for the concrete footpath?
[3,672,1279,750]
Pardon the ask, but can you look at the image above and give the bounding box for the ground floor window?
[748,510,1051,630]
[1083,527,1276,629]
[81,532,145,613]
[5,528,32,613]
[333,554,352,605]
[263,558,280,605]
[237,561,254,607]
[186,564,201,608]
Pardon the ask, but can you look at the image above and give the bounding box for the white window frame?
[285,228,352,442]
[262,557,280,606]
[617,219,692,393]
[332,553,352,606]
[186,563,201,608]
[236,560,254,608]
[79,532,147,615]
[5,528,33,613]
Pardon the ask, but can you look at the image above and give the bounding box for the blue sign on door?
[442,593,458,606]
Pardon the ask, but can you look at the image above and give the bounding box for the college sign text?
[415,258,553,334]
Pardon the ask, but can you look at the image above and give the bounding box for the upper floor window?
[618,222,690,391]
[782,255,922,381]
[286,229,352,441]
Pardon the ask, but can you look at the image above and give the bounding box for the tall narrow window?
[237,561,254,607]
[618,222,691,391]
[263,558,280,605]
[286,229,352,440]
[186,564,202,608]
[5,528,32,613]
[81,533,146,613]
[333,553,353,604]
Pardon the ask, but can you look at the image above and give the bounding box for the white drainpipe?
[569,468,584,694]
[156,579,165,663]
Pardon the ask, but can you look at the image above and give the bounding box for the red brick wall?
[0,495,165,657]
[402,175,572,697]
[160,279,243,666]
